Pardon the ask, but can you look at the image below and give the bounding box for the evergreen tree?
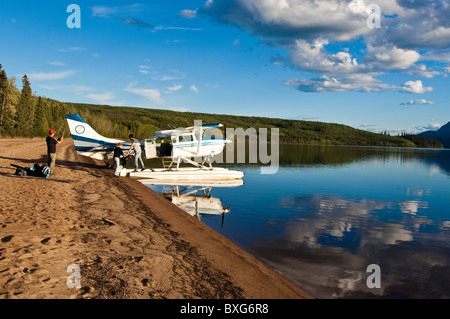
[0,64,8,128]
[15,74,35,136]
[34,96,50,136]
[0,66,19,136]
[2,77,19,135]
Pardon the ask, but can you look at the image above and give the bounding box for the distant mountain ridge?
[418,122,450,148]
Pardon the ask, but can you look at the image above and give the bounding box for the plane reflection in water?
[138,179,243,225]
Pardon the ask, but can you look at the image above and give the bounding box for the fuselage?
[66,114,229,162]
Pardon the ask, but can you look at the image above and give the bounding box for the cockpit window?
[179,135,193,142]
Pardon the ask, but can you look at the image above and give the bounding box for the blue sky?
[1,0,449,134]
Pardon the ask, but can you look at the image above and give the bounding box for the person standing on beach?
[113,143,125,177]
[46,129,63,173]
[126,134,146,172]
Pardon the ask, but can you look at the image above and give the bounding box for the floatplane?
[65,114,244,180]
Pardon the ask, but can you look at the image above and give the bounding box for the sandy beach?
[0,138,310,299]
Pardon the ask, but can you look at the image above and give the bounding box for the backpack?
[12,163,51,178]
[15,167,28,176]
[39,165,52,178]
[28,164,51,178]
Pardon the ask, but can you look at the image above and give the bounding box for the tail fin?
[65,114,122,154]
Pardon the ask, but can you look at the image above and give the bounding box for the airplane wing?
[186,124,223,131]
[153,124,223,138]
[155,128,191,137]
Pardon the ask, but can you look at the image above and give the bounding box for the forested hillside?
[0,64,443,148]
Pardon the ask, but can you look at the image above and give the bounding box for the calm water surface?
[143,145,450,299]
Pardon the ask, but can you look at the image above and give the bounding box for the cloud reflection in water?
[249,194,450,298]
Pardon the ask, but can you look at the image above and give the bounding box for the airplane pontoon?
[65,114,244,181]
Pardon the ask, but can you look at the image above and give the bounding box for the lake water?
[143,144,450,299]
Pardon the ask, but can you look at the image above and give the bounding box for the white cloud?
[365,44,421,71]
[125,84,163,104]
[392,25,450,49]
[167,84,183,92]
[91,4,143,18]
[421,50,450,63]
[153,26,202,32]
[190,85,199,93]
[58,47,87,53]
[201,0,450,93]
[37,84,94,94]
[152,70,185,82]
[289,39,362,74]
[284,73,394,93]
[400,99,435,105]
[47,61,66,67]
[407,64,442,78]
[28,70,75,82]
[201,0,375,42]
[86,92,124,106]
[179,9,198,19]
[415,122,442,132]
[121,18,155,30]
[91,6,115,17]
[68,47,87,51]
[401,80,433,94]
[139,65,152,74]
[152,75,178,81]
[442,64,450,78]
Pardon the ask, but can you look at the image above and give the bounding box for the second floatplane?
[65,114,244,181]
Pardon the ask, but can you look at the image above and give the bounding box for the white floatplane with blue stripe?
[65,114,244,180]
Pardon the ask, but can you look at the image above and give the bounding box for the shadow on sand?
[0,155,109,177]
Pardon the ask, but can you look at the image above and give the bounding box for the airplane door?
[144,139,157,159]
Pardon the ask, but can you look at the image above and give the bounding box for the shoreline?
[0,138,310,299]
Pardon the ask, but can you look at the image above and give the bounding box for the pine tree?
[15,74,36,136]
[34,96,50,136]
[0,66,19,136]
[0,64,8,128]
[2,77,19,135]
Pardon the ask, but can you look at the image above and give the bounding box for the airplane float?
[65,114,244,180]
